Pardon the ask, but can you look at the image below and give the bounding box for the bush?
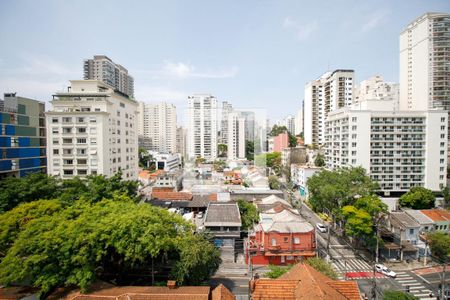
[265,264,293,279]
[306,257,338,280]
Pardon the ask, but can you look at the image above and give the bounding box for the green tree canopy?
[314,153,325,167]
[0,173,60,213]
[218,144,227,158]
[354,195,388,218]
[265,264,293,279]
[399,186,435,209]
[139,147,154,170]
[0,196,220,293]
[306,257,338,280]
[245,140,255,161]
[269,125,297,147]
[237,199,259,230]
[341,205,373,237]
[306,167,378,215]
[268,175,281,190]
[427,231,450,262]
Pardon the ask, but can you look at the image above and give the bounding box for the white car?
[197,212,204,219]
[375,264,397,278]
[316,223,327,233]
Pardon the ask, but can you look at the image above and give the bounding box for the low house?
[229,189,284,202]
[385,211,420,261]
[290,164,321,198]
[250,263,361,300]
[203,202,242,249]
[421,209,450,232]
[247,209,315,265]
[404,209,435,233]
[255,194,292,212]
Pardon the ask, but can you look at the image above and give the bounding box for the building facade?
[187,94,218,160]
[220,101,233,144]
[304,69,354,145]
[290,164,321,198]
[0,93,46,178]
[227,112,246,160]
[283,115,295,134]
[138,102,177,153]
[176,126,187,158]
[83,55,134,98]
[46,80,138,179]
[354,75,399,109]
[295,108,303,136]
[325,99,447,194]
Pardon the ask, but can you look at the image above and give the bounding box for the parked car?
[316,223,327,233]
[375,264,397,278]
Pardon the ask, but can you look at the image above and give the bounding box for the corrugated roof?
[204,202,242,226]
[420,209,450,222]
[404,209,435,225]
[152,191,193,201]
[390,211,420,228]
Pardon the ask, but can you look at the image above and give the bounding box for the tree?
[354,195,388,218]
[399,187,435,209]
[288,133,297,148]
[265,264,293,279]
[341,205,373,238]
[195,156,206,166]
[139,147,154,169]
[237,199,259,230]
[306,257,338,280]
[441,186,450,208]
[306,167,378,216]
[314,153,325,167]
[0,173,60,213]
[255,152,282,175]
[0,196,220,293]
[383,290,418,300]
[218,144,227,158]
[269,125,297,147]
[427,231,450,262]
[268,175,281,190]
[245,140,255,161]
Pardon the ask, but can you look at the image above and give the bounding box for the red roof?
[152,191,193,201]
[421,209,450,222]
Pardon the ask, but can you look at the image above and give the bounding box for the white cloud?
[361,9,390,32]
[134,85,188,103]
[136,61,239,80]
[283,17,318,41]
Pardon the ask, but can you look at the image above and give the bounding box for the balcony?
[267,245,281,251]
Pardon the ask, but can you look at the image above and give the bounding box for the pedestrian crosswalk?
[394,271,434,300]
[332,258,373,274]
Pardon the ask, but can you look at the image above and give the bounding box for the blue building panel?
[0,160,12,171]
[18,137,31,147]
[5,125,15,135]
[0,136,11,147]
[19,158,41,169]
[20,167,42,177]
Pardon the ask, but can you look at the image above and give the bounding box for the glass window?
[271,238,277,246]
[294,237,300,244]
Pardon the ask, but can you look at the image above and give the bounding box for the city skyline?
[0,0,448,121]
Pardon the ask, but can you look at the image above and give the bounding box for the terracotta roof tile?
[328,281,361,300]
[208,193,218,201]
[421,209,450,222]
[211,284,236,300]
[251,279,297,300]
[152,191,193,201]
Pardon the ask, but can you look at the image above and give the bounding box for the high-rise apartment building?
[294,108,303,136]
[187,94,218,160]
[354,75,399,110]
[240,111,256,141]
[283,115,295,134]
[138,102,177,153]
[176,126,187,159]
[83,55,135,98]
[0,93,46,178]
[220,101,233,144]
[399,12,449,112]
[304,69,354,145]
[325,99,447,194]
[46,80,138,179]
[227,112,246,160]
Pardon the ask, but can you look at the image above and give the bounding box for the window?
[63,159,73,165]
[52,117,59,123]
[63,149,72,155]
[441,134,445,139]
[77,138,87,144]
[53,149,59,155]
[89,117,97,123]
[271,238,277,246]
[90,138,97,145]
[63,169,73,175]
[53,159,60,166]
[78,127,87,133]
[283,237,289,243]
[117,111,120,117]
[294,237,300,244]
[77,169,87,175]
[441,117,445,122]
[90,127,97,134]
[77,117,85,123]
[77,148,86,155]
[91,159,98,166]
[62,117,72,123]
[62,138,72,144]
[53,139,59,145]
[409,229,414,235]
[95,108,101,112]
[62,127,72,133]
[77,159,87,165]
[52,128,59,134]
[352,117,357,122]
[120,103,125,108]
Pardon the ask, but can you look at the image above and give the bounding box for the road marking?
[410,286,424,290]
[398,279,416,283]
[400,282,422,286]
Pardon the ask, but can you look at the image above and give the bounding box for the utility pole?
[371,263,377,300]
[326,221,331,261]
[441,262,446,300]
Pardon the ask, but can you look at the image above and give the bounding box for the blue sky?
[0,0,448,121]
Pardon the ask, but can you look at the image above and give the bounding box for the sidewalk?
[384,260,441,271]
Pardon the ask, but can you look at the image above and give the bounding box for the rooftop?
[204,202,242,227]
[390,211,420,229]
[420,209,450,222]
[404,209,435,225]
[152,191,193,201]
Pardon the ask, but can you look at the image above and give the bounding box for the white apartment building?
[399,12,449,112]
[83,55,134,98]
[152,152,180,172]
[304,69,354,145]
[176,126,187,159]
[290,164,322,198]
[138,102,177,153]
[220,101,233,144]
[46,80,139,180]
[283,114,295,134]
[354,75,399,109]
[294,109,303,136]
[227,112,246,160]
[325,99,447,194]
[187,94,218,160]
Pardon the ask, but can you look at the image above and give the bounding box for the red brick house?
[246,209,316,265]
